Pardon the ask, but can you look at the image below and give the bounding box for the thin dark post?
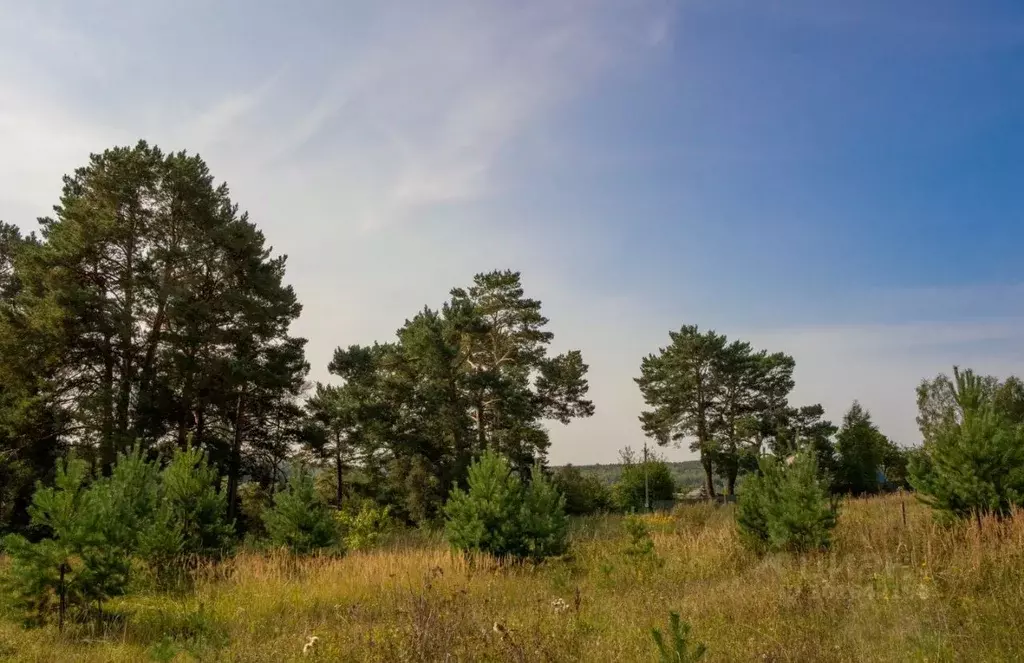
[901,500,907,528]
[643,442,650,512]
[58,562,67,632]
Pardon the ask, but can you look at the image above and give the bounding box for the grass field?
[3,494,1024,662]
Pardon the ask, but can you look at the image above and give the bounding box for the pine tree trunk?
[101,329,115,471]
[702,453,716,500]
[335,431,343,508]
[476,399,487,451]
[226,392,245,522]
[115,231,136,452]
[726,471,737,497]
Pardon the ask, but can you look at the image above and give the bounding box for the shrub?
[262,464,340,554]
[443,450,568,561]
[622,515,662,574]
[520,465,569,559]
[138,445,233,586]
[552,465,612,515]
[335,499,395,551]
[1,455,144,626]
[911,406,1024,523]
[737,452,837,554]
[612,460,675,512]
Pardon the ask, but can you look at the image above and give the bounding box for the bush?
[138,445,233,586]
[1,445,236,623]
[612,460,675,512]
[1,455,145,626]
[520,465,569,559]
[443,451,568,561]
[552,465,611,515]
[262,464,340,554]
[737,452,837,554]
[911,405,1024,523]
[335,499,395,551]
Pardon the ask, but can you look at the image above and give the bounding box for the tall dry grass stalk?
[3,494,1024,661]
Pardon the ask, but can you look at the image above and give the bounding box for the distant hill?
[552,460,726,493]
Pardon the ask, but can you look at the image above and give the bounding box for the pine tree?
[636,326,798,498]
[1,453,152,626]
[443,450,568,560]
[834,402,888,495]
[262,464,339,554]
[910,367,1024,522]
[443,450,526,558]
[737,452,837,554]
[520,465,569,559]
[7,142,306,523]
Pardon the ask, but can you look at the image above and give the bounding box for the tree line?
[1,139,1022,542]
[635,326,909,501]
[0,141,594,534]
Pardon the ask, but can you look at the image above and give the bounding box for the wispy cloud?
[3,0,1019,466]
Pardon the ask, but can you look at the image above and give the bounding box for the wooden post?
[901,500,907,528]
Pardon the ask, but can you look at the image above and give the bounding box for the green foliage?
[1,458,134,625]
[911,367,1024,522]
[335,499,395,551]
[651,612,707,663]
[552,465,612,515]
[613,457,676,512]
[636,325,799,498]
[520,465,569,559]
[834,402,888,495]
[138,445,233,585]
[880,438,912,490]
[237,481,271,538]
[443,450,568,560]
[622,515,656,560]
[262,465,340,554]
[0,141,308,533]
[1,445,235,623]
[737,453,837,554]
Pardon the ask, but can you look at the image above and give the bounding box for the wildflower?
[303,635,319,656]
[551,598,570,614]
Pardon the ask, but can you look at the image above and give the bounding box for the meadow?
[3,494,1024,662]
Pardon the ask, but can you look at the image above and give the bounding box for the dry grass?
[4,494,1024,661]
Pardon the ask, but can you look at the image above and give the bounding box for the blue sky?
[2,1,1023,463]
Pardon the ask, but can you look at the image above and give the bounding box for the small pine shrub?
[1,456,142,626]
[444,451,569,561]
[138,445,233,587]
[737,452,837,554]
[622,515,663,576]
[651,612,706,663]
[623,515,656,559]
[335,499,395,551]
[262,464,340,554]
[520,465,569,559]
[910,379,1024,523]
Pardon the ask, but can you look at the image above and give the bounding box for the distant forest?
[555,460,721,493]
